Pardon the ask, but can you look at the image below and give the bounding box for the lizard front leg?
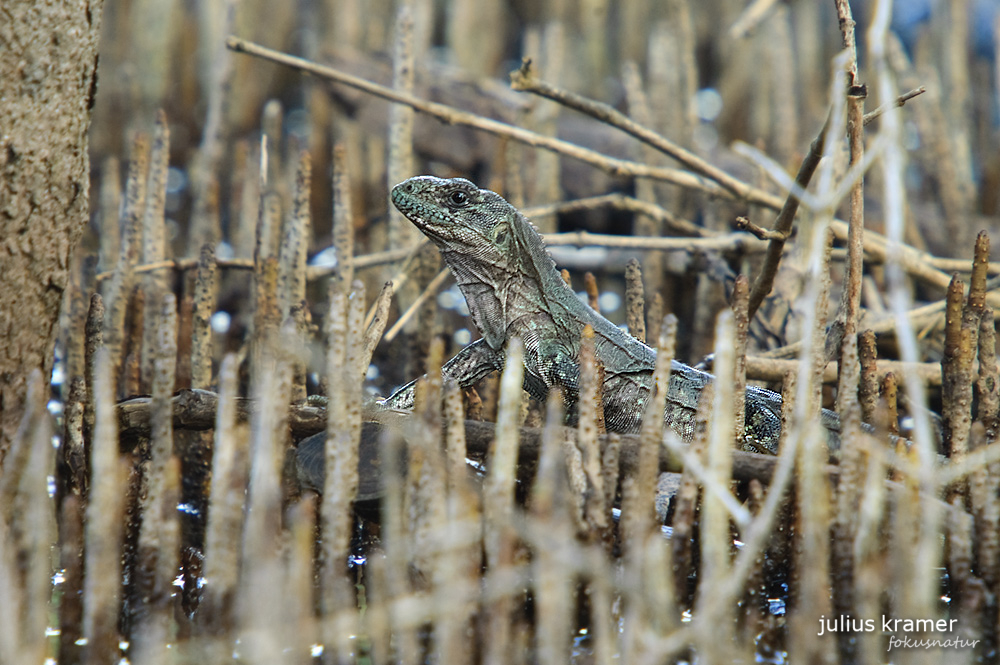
[379,337,503,411]
[535,339,581,394]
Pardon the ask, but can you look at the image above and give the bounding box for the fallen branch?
[743,356,954,386]
[115,389,782,485]
[115,389,1000,509]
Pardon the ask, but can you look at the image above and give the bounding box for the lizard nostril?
[401,181,414,193]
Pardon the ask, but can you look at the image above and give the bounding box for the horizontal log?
[115,390,787,499]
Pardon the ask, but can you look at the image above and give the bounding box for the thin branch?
[225,36,736,200]
[525,193,708,238]
[543,230,764,253]
[760,280,1000,359]
[863,86,926,126]
[509,59,762,204]
[745,115,830,320]
[98,225,992,290]
[743,356,952,387]
[734,216,789,241]
[361,281,395,368]
[226,37,952,295]
[728,0,781,38]
[383,268,451,342]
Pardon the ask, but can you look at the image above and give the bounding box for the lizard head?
[391,175,564,348]
[390,176,518,261]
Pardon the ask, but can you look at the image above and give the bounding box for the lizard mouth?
[390,184,425,219]
[390,187,442,239]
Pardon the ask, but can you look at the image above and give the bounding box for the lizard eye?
[447,190,469,207]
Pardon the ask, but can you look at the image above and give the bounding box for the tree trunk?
[0,0,105,460]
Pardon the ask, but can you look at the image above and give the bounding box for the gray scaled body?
[383,176,841,453]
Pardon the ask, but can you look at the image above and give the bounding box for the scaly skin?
[382,176,841,453]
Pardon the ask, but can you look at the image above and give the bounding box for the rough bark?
[0,0,105,460]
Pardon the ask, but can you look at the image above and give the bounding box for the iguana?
[381,176,842,453]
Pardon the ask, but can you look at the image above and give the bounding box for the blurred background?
[87,0,1000,229]
[82,0,1000,385]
